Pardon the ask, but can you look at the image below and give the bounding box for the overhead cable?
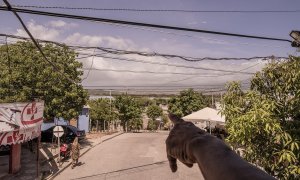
[2,0,75,84]
[0,34,289,62]
[11,5,300,13]
[162,62,261,84]
[79,53,256,74]
[0,6,292,43]
[82,81,250,88]
[81,48,96,81]
[80,67,248,76]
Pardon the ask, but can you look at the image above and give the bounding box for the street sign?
[53,126,64,137]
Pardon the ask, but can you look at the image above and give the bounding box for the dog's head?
[168,113,184,125]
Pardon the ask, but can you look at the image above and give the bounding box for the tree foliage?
[162,114,169,125]
[168,88,208,117]
[155,98,168,105]
[114,94,143,131]
[146,104,163,121]
[251,57,300,138]
[146,104,163,131]
[222,57,300,179]
[88,98,117,130]
[136,97,153,108]
[0,41,88,120]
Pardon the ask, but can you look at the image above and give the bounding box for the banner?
[0,101,44,145]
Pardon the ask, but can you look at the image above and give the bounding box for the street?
[55,132,204,180]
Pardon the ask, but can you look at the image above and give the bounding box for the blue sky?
[0,0,300,92]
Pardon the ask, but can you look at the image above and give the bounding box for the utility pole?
[110,90,114,132]
[211,90,214,108]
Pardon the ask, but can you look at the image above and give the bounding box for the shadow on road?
[71,160,169,180]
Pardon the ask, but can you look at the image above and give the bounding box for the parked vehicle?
[60,143,71,159]
[41,125,86,144]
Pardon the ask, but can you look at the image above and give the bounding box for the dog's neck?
[190,133,275,180]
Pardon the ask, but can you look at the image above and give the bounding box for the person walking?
[71,137,80,169]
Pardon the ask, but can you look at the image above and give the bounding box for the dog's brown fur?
[166,114,276,180]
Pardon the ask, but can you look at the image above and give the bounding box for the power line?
[2,0,75,84]
[95,23,288,49]
[81,67,244,76]
[78,53,258,74]
[11,5,300,13]
[0,34,289,62]
[76,50,287,62]
[0,6,292,43]
[82,82,250,88]
[0,20,288,49]
[81,48,96,81]
[163,62,261,84]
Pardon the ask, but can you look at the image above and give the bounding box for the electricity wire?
[11,5,300,14]
[2,0,75,84]
[80,67,242,76]
[77,53,260,74]
[0,6,292,43]
[0,34,289,62]
[81,48,96,81]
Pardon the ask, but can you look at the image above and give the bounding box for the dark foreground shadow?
[72,160,168,180]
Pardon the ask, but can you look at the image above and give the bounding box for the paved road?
[55,132,204,180]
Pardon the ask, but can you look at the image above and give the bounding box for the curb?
[47,132,124,180]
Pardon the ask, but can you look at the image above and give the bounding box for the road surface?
[55,132,204,180]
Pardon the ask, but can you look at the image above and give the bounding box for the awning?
[182,107,225,124]
[0,101,44,145]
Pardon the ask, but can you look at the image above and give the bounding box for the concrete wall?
[78,115,89,132]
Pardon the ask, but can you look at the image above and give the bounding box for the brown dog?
[166,114,276,180]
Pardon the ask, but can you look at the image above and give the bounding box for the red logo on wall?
[21,102,43,125]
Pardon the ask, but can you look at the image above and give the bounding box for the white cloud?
[64,32,137,50]
[48,20,78,29]
[12,20,267,90]
[65,33,103,46]
[15,20,60,41]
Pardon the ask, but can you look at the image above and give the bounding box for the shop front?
[0,101,44,175]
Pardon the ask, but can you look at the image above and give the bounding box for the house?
[0,101,44,175]
[41,105,90,133]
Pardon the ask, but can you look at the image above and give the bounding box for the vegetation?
[168,88,208,117]
[146,104,163,121]
[115,94,143,131]
[221,57,300,179]
[88,98,116,131]
[146,104,163,130]
[0,41,88,120]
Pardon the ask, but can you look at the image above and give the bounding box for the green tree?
[168,88,208,117]
[115,94,143,131]
[251,57,300,138]
[136,97,153,108]
[162,114,168,125]
[146,104,163,131]
[146,104,163,121]
[0,41,88,120]
[89,98,116,131]
[222,81,300,179]
[155,98,168,105]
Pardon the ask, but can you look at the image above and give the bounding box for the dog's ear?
[168,113,184,125]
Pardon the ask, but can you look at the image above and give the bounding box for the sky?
[0,0,300,93]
